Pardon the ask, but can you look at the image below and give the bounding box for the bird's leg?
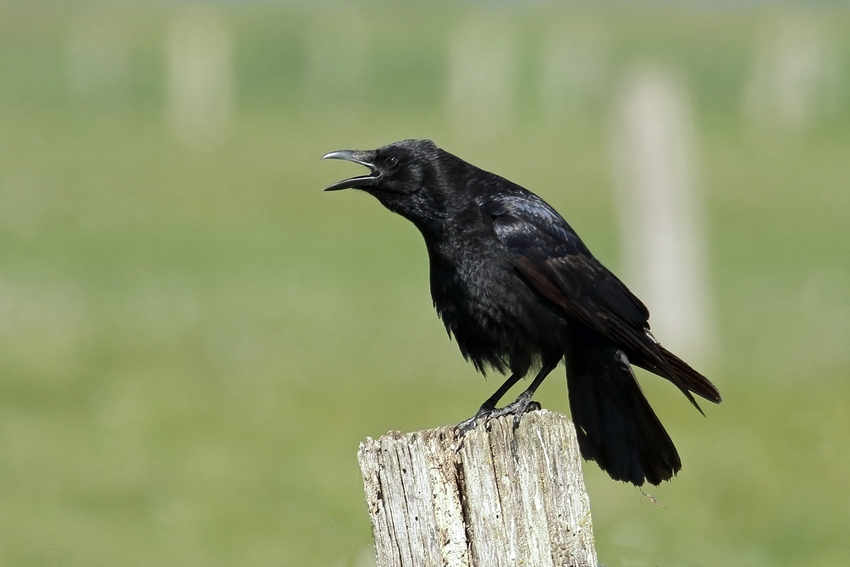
[455,371,523,435]
[489,363,557,428]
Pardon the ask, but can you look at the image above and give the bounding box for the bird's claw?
[513,401,542,427]
[455,417,481,437]
[455,403,496,437]
[488,394,541,429]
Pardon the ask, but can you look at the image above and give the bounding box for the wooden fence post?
[357,409,598,567]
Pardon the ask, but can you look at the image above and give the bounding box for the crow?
[322,139,720,486]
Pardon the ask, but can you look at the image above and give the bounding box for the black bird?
[322,139,720,486]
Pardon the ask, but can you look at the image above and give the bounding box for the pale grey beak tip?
[321,150,355,161]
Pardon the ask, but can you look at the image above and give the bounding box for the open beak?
[321,150,379,191]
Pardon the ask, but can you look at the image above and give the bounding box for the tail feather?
[661,347,722,403]
[630,344,722,408]
[567,342,681,486]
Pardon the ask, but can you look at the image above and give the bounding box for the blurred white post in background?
[609,66,715,362]
[303,8,370,111]
[67,10,131,101]
[167,9,233,149]
[744,13,839,131]
[446,15,517,141]
[540,23,609,125]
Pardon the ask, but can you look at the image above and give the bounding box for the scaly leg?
[455,371,523,435]
[488,363,557,427]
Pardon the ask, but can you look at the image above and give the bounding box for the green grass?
[1,4,849,566]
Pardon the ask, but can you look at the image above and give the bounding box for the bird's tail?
[656,345,722,403]
[631,344,722,415]
[566,340,681,486]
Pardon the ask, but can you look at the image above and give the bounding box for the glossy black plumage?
[323,139,721,486]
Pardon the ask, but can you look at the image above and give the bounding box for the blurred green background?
[1,2,849,566]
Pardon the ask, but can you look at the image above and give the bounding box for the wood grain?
[357,410,597,567]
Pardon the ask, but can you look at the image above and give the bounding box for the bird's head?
[322,139,452,225]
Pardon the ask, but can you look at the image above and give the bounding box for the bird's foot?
[455,403,496,437]
[487,392,542,428]
[455,395,542,437]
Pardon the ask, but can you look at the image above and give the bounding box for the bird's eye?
[385,156,399,168]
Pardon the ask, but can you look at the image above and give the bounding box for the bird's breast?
[427,238,567,367]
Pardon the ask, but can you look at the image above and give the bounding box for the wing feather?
[484,194,720,406]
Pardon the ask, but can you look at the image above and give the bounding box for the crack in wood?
[358,410,597,567]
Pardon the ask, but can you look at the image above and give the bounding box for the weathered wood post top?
[357,410,597,567]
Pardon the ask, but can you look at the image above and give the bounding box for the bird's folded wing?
[513,254,657,357]
[485,195,650,340]
[486,195,711,408]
